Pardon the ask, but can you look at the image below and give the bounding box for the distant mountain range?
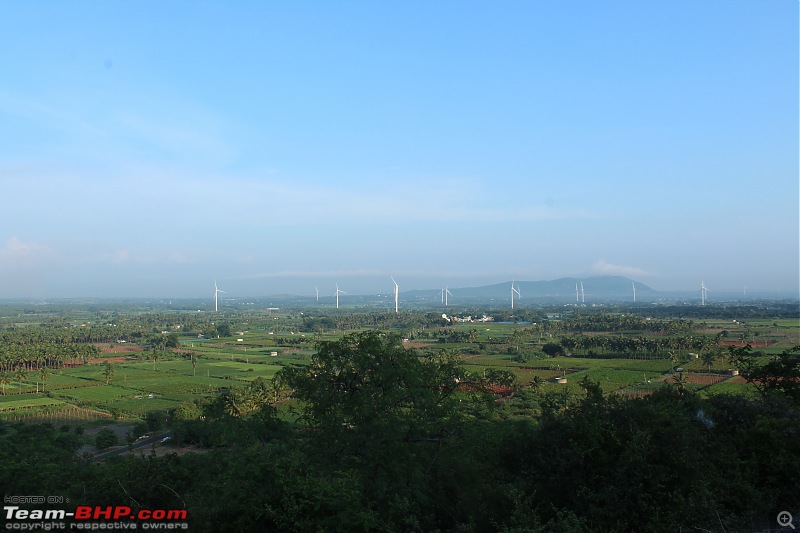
[404,276,655,303]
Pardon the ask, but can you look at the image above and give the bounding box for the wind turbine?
[701,280,710,306]
[511,281,521,310]
[445,287,452,306]
[335,284,346,309]
[632,281,636,303]
[391,276,399,314]
[315,286,319,302]
[214,281,225,312]
[581,282,585,304]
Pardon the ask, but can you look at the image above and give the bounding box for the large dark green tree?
[276,331,473,526]
[279,331,466,457]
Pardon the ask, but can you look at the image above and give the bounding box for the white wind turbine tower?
[581,282,585,304]
[391,276,399,314]
[315,286,319,302]
[214,281,225,312]
[632,282,636,303]
[445,287,452,306]
[335,284,346,309]
[701,280,710,306]
[511,281,521,310]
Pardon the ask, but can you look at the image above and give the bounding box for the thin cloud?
[172,174,596,225]
[0,90,105,140]
[113,111,235,163]
[0,87,235,168]
[109,249,130,264]
[591,259,654,278]
[1,163,599,230]
[0,237,54,268]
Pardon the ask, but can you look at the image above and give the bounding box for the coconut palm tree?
[668,351,679,373]
[39,365,50,392]
[702,351,715,372]
[14,367,26,389]
[530,375,545,394]
[672,372,688,396]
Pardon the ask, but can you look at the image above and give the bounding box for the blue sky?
[0,1,797,298]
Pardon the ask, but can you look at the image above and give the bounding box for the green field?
[1,302,793,420]
[0,397,66,411]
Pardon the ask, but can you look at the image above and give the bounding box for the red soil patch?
[403,341,435,349]
[62,356,129,368]
[90,357,127,364]
[457,383,514,397]
[94,343,143,353]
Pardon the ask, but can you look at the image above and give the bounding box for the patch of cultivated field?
[122,375,234,395]
[0,397,66,411]
[53,385,136,403]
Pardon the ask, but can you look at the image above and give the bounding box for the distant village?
[441,314,494,323]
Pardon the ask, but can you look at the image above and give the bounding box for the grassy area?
[53,385,138,403]
[0,397,66,411]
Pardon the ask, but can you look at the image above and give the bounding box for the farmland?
[0,299,798,532]
[0,300,796,423]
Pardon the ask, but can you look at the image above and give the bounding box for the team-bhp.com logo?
[4,504,188,530]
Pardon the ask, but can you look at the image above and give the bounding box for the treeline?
[300,311,449,332]
[626,302,800,320]
[555,313,697,334]
[1,335,798,531]
[0,312,239,345]
[559,333,723,358]
[0,342,101,372]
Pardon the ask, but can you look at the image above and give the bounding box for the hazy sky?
[1,1,797,298]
